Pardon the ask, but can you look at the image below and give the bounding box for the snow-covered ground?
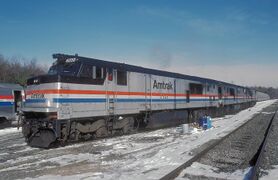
[261,165,278,180]
[176,162,252,180]
[0,127,21,136]
[0,100,276,180]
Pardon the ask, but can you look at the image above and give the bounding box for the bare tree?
[0,54,46,85]
[0,55,8,82]
[251,86,278,99]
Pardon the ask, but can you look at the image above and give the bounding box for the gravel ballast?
[259,108,278,177]
[181,102,278,180]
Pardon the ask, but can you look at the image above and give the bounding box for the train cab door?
[13,90,22,114]
[106,68,116,116]
[218,86,223,106]
[174,80,177,109]
[60,84,71,119]
[145,74,151,111]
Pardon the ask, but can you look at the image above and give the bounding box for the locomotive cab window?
[94,66,105,79]
[80,64,106,79]
[107,68,113,81]
[48,61,81,77]
[117,70,127,85]
[79,64,93,78]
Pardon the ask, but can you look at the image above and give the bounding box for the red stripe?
[0,95,13,99]
[26,89,221,97]
[26,89,249,98]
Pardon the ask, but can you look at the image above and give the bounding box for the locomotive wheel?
[95,126,108,138]
[122,123,130,134]
[28,129,56,148]
[121,117,136,134]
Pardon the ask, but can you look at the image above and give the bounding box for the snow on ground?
[0,100,276,180]
[175,162,251,180]
[0,127,21,136]
[261,165,278,180]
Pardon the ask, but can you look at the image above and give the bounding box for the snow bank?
[176,162,251,180]
[261,165,278,180]
[0,127,21,136]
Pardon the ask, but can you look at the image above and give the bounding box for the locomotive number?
[31,94,45,99]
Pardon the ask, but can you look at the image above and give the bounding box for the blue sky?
[0,0,277,86]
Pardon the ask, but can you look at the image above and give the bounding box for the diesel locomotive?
[22,54,269,148]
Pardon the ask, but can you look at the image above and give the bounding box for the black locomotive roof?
[52,53,245,89]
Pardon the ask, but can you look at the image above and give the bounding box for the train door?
[218,87,222,99]
[145,74,151,111]
[13,90,22,113]
[186,90,190,103]
[60,84,71,119]
[218,86,223,106]
[106,68,116,116]
[174,79,176,109]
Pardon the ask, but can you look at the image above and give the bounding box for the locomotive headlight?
[22,91,26,101]
[49,112,57,120]
[57,82,61,89]
[47,99,51,107]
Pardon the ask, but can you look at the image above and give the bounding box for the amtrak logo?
[153,80,173,90]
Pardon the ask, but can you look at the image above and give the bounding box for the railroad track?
[160,104,278,180]
[249,111,277,180]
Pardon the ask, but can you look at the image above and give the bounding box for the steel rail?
[249,111,277,180]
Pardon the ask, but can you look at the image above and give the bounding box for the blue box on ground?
[199,116,212,130]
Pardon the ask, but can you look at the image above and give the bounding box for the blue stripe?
[25,99,47,103]
[117,98,212,102]
[0,102,14,106]
[117,98,148,103]
[25,98,242,104]
[223,98,237,101]
[52,98,213,103]
[53,98,106,103]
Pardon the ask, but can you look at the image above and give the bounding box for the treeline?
[0,54,47,86]
[252,86,278,99]
[1,53,277,99]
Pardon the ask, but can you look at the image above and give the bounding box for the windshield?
[48,62,81,76]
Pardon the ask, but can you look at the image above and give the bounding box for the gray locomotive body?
[22,54,269,148]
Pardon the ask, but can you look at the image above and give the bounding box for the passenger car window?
[207,85,210,92]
